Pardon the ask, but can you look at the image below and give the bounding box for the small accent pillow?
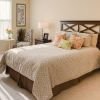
[65,31,78,39]
[24,30,32,42]
[53,33,66,46]
[69,34,84,49]
[58,39,72,49]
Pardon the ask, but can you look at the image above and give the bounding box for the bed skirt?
[6,66,33,93]
[6,66,100,96]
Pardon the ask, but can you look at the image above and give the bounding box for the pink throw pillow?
[53,34,66,46]
[70,34,84,49]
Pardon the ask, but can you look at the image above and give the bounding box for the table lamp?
[38,22,50,40]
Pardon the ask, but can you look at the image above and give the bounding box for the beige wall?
[12,0,30,39]
[30,0,100,39]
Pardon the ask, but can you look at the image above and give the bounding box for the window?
[0,0,11,39]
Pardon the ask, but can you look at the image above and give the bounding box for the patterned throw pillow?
[58,39,72,49]
[24,30,32,42]
[69,34,84,49]
[53,33,66,46]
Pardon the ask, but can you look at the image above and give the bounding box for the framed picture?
[43,33,49,40]
[16,4,26,27]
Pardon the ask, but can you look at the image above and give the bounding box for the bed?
[0,21,100,100]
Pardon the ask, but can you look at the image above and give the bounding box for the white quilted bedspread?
[0,43,100,100]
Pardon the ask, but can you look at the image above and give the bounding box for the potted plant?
[6,29,13,39]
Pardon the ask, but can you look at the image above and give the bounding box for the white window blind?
[0,0,11,39]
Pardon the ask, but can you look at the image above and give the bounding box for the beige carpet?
[53,70,100,100]
[0,71,100,100]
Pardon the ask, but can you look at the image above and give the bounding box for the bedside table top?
[35,39,44,42]
[35,39,52,42]
[0,39,15,41]
[35,39,52,44]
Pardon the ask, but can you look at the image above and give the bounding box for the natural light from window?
[0,0,11,39]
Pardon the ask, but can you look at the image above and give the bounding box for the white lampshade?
[38,22,49,29]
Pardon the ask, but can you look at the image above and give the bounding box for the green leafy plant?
[6,29,13,39]
[6,29,13,34]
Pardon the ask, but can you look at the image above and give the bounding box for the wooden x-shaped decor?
[61,21,100,34]
[62,23,99,33]
[79,24,98,33]
[63,24,77,32]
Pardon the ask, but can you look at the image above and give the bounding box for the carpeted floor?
[1,52,100,100]
[0,70,100,100]
[53,70,100,100]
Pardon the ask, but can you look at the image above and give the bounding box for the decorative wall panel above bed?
[60,20,100,49]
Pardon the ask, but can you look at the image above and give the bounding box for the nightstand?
[0,39,15,51]
[35,39,52,45]
[8,39,15,49]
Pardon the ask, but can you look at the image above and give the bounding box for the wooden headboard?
[60,20,100,49]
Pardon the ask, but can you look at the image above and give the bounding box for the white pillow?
[78,33,92,47]
[64,31,78,39]
[91,34,98,47]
